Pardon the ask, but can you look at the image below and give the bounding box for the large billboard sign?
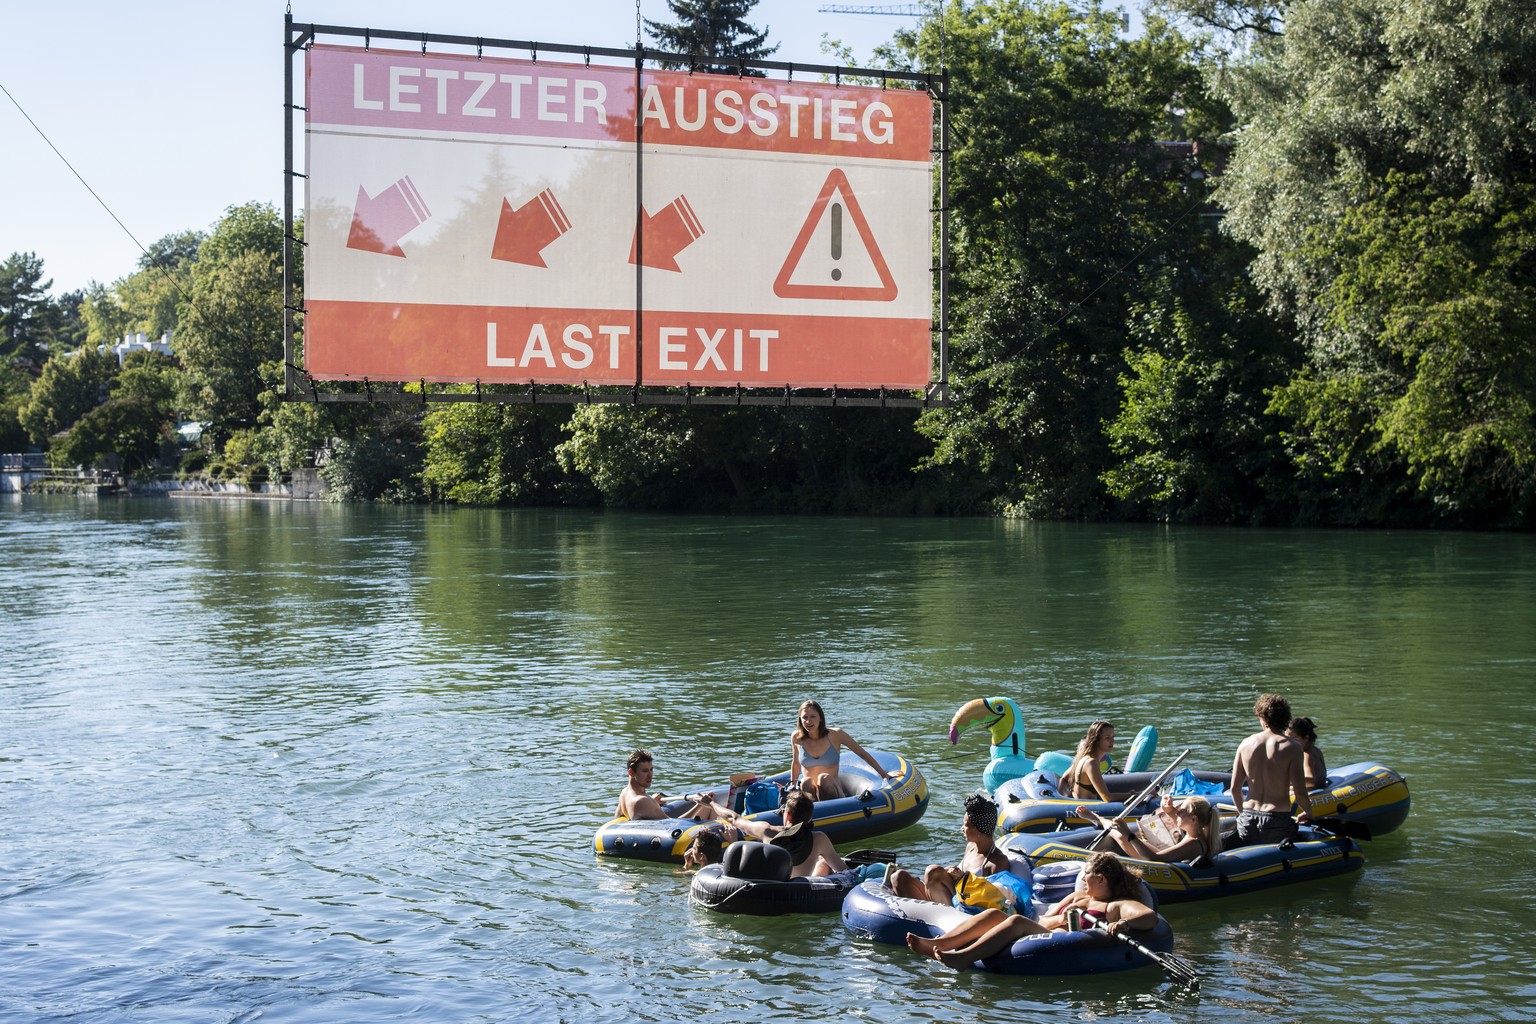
[302,44,935,390]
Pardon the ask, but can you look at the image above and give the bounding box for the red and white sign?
[303,45,933,388]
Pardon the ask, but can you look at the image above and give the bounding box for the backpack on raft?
[742,781,784,815]
[953,870,1034,916]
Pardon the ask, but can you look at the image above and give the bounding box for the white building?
[101,331,173,365]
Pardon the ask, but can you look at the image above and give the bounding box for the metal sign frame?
[282,15,949,409]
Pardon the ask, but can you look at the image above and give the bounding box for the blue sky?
[1,1,1133,299]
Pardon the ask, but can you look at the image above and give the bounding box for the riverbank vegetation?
[2,0,1531,526]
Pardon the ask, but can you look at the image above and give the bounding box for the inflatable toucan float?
[949,696,1159,795]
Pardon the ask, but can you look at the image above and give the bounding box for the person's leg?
[936,915,1037,970]
[1259,812,1297,846]
[888,867,934,901]
[906,909,1009,957]
[923,864,960,904]
[1228,810,1255,850]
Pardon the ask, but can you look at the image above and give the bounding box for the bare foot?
[937,949,973,971]
[906,933,937,957]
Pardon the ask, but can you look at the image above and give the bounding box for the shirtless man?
[1228,694,1312,848]
[615,749,721,821]
[887,794,1010,904]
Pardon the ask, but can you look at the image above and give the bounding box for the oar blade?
[1311,817,1373,841]
[846,848,898,868]
[1096,924,1201,989]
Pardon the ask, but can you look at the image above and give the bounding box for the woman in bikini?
[791,699,898,800]
[1076,794,1223,863]
[1065,720,1116,802]
[906,852,1155,970]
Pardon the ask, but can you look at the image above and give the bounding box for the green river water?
[3,496,1533,1023]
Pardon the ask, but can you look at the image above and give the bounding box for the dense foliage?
[1206,0,1536,525]
[0,252,62,366]
[907,2,1257,519]
[4,0,1531,526]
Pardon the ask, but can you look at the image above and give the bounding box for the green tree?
[114,349,179,407]
[18,347,119,446]
[554,403,938,512]
[52,290,89,354]
[73,229,201,350]
[0,252,61,365]
[139,229,205,272]
[196,202,283,266]
[1211,0,1536,524]
[1103,252,1301,524]
[1149,0,1285,44]
[1270,175,1536,523]
[0,361,31,452]
[421,397,582,505]
[51,375,175,476]
[909,1,1223,518]
[555,405,697,507]
[79,281,133,348]
[252,377,334,479]
[646,0,778,73]
[109,229,203,344]
[175,204,287,442]
[318,404,425,503]
[176,249,282,438]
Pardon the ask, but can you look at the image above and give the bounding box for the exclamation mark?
[830,202,843,281]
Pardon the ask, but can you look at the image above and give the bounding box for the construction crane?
[817,4,927,15]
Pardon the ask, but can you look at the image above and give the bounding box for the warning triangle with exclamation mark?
[773,169,898,301]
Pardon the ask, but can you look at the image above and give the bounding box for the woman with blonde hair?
[1078,794,1222,864]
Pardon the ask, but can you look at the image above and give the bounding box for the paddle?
[846,848,897,868]
[1094,923,1200,988]
[1309,816,1372,842]
[1086,749,1192,851]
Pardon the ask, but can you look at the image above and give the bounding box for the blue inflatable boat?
[594,750,928,863]
[995,760,1409,837]
[841,860,1177,976]
[999,822,1364,903]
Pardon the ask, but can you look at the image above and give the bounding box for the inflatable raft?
[594,750,928,863]
[995,761,1410,837]
[689,841,871,915]
[841,861,1177,976]
[1000,822,1364,903]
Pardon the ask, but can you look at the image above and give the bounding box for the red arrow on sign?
[347,177,431,257]
[491,189,572,267]
[628,195,704,272]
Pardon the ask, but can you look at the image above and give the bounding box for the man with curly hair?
[1229,694,1313,848]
